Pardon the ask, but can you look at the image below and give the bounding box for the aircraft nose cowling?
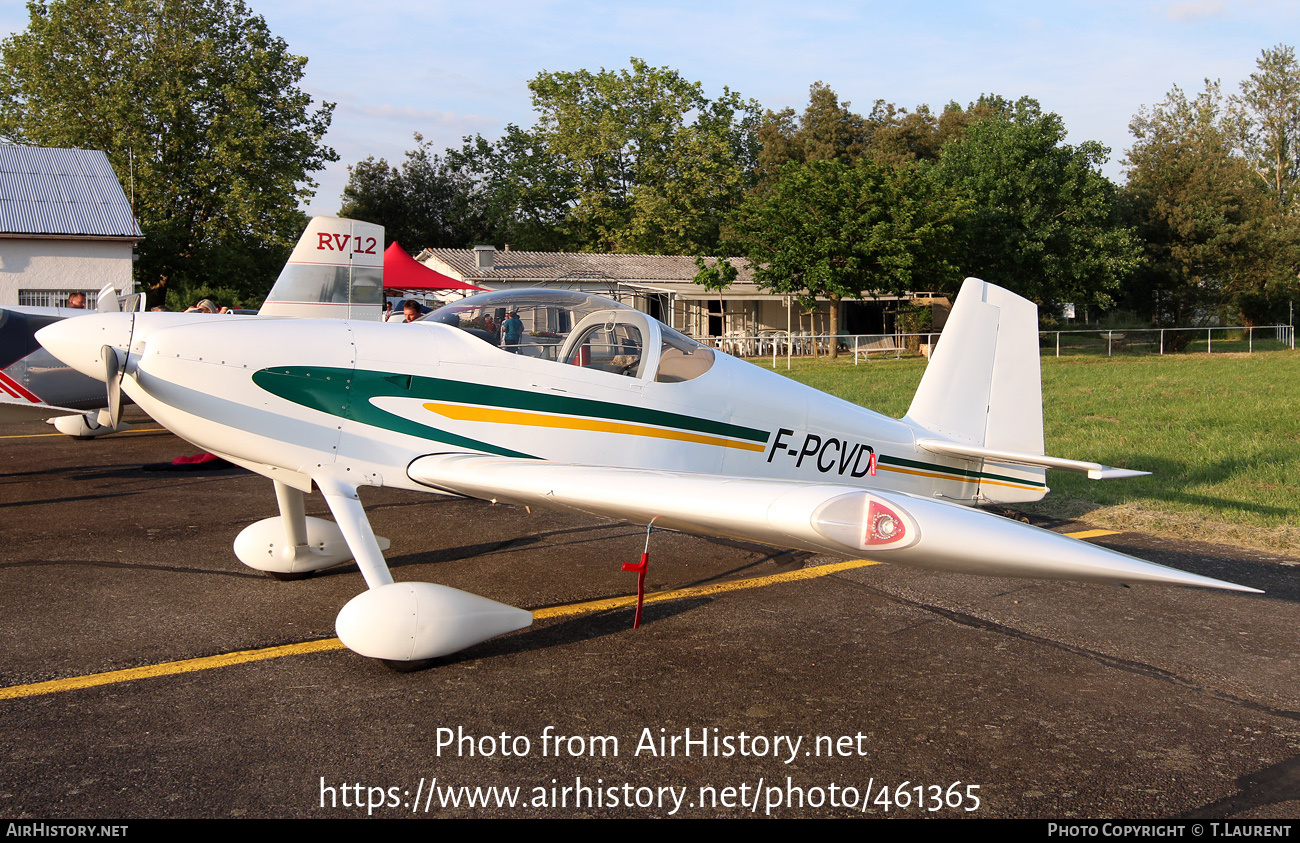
[35,312,135,382]
[336,582,533,661]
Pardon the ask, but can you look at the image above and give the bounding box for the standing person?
[502,310,524,352]
[402,300,424,323]
[66,292,86,308]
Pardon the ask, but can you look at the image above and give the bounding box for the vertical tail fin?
[904,277,1046,502]
[259,217,385,320]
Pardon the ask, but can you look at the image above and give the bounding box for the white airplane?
[37,220,1260,667]
[0,284,144,435]
[1,217,386,437]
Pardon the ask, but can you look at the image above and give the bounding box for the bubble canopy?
[423,288,715,383]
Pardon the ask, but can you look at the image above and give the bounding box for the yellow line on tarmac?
[533,558,881,619]
[0,427,167,440]
[1066,529,1120,539]
[0,560,883,701]
[0,638,345,700]
[0,531,1118,700]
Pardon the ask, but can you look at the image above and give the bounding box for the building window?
[18,290,101,309]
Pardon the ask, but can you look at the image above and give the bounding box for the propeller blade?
[99,344,124,428]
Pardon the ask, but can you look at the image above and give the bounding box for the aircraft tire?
[265,570,314,582]
[380,658,438,673]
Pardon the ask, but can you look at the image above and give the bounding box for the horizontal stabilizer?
[917,439,1151,480]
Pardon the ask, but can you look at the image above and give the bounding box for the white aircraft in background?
[0,284,145,435]
[37,218,1260,668]
[0,217,385,437]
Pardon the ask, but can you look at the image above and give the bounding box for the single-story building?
[415,246,918,344]
[0,146,143,308]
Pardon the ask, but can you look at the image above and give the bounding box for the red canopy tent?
[383,241,489,292]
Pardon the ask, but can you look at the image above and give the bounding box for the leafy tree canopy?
[755,87,1020,182]
[1125,78,1300,324]
[340,133,479,252]
[935,96,1140,308]
[445,124,578,252]
[754,82,868,186]
[525,57,761,254]
[0,0,337,305]
[721,157,960,351]
[1234,44,1300,207]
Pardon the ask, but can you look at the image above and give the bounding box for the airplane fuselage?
[105,313,1044,506]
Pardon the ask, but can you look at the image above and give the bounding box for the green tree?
[935,96,1140,308]
[863,100,943,166]
[722,158,959,355]
[526,57,761,254]
[1125,79,1300,326]
[0,0,337,304]
[340,133,478,251]
[447,124,578,252]
[1233,44,1300,207]
[755,82,868,186]
[754,87,1018,179]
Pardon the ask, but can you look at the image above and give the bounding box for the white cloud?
[1162,1,1226,22]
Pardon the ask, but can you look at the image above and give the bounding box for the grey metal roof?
[0,146,142,238]
[418,247,911,302]
[420,248,758,285]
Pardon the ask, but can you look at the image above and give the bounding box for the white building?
[0,146,142,308]
[416,246,911,343]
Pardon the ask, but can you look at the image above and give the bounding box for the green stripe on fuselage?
[251,366,769,455]
[252,367,535,458]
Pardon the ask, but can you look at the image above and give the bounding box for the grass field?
[758,350,1300,555]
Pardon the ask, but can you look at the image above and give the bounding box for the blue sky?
[4,0,1296,216]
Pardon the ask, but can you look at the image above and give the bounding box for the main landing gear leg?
[232,480,390,579]
[318,478,532,665]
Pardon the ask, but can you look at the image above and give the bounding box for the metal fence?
[1040,325,1295,356]
[699,332,932,366]
[700,324,1296,365]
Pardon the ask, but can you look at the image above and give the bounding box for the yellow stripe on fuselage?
[423,402,767,452]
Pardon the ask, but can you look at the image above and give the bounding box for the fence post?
[1249,326,1253,353]
[1208,328,1212,353]
[1056,331,1060,357]
[1108,331,1112,357]
[1160,329,1164,356]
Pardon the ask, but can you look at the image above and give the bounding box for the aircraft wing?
[0,395,82,422]
[406,453,1258,592]
[409,452,906,557]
